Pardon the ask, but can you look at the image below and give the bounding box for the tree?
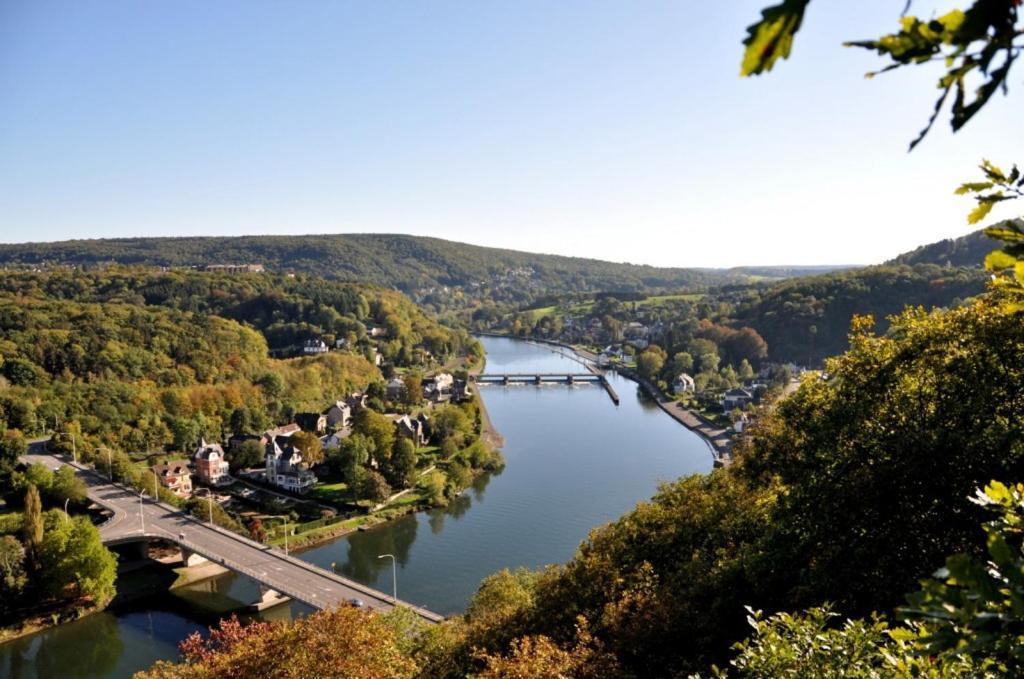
[354,409,396,461]
[738,359,755,381]
[742,1,1023,150]
[22,483,43,556]
[359,470,391,504]
[670,352,694,376]
[0,430,27,485]
[636,348,666,380]
[247,517,267,543]
[403,374,423,407]
[229,407,252,436]
[432,405,473,447]
[228,439,264,472]
[291,430,324,466]
[39,512,117,603]
[0,535,27,612]
[49,465,87,507]
[390,437,418,488]
[136,608,418,679]
[418,470,447,508]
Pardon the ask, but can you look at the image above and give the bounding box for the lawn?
[636,293,704,307]
[307,481,350,504]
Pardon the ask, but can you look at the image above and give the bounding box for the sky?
[1,1,1021,267]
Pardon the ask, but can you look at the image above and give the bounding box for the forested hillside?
[0,268,470,454]
[887,227,1000,267]
[729,263,987,365]
[0,234,736,296]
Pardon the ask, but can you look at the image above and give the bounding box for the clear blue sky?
[1,1,1020,267]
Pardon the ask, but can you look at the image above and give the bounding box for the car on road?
[348,598,365,608]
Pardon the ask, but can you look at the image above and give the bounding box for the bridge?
[473,372,602,384]
[22,446,444,624]
[472,370,619,405]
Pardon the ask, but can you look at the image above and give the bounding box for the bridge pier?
[534,375,542,385]
[566,374,574,384]
[502,376,510,385]
[250,583,290,611]
[180,548,210,568]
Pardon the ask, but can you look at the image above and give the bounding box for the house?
[452,379,473,403]
[386,377,405,401]
[302,338,328,355]
[335,337,348,349]
[423,372,455,402]
[151,460,193,498]
[259,423,301,447]
[722,388,754,411]
[295,411,328,434]
[324,401,352,429]
[194,440,231,486]
[345,392,368,413]
[672,373,696,395]
[393,414,429,447]
[369,326,388,338]
[370,348,383,366]
[323,428,352,449]
[265,433,317,493]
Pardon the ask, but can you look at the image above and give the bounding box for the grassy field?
[307,480,349,504]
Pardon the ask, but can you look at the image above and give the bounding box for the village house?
[386,377,406,401]
[672,373,696,395]
[722,388,754,411]
[193,440,231,486]
[323,428,351,449]
[295,411,328,434]
[423,372,455,402]
[323,400,352,429]
[264,428,317,493]
[150,460,193,498]
[335,337,348,349]
[259,423,302,447]
[393,413,430,447]
[345,392,368,413]
[302,338,328,355]
[369,326,388,338]
[452,379,473,403]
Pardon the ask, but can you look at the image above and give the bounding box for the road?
[23,444,443,624]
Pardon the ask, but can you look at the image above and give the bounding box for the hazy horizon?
[2,1,1019,267]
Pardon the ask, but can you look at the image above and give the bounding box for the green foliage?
[900,481,1024,673]
[359,469,391,504]
[389,437,418,489]
[38,511,117,603]
[744,1,1023,149]
[22,484,43,553]
[0,535,27,612]
[418,470,447,508]
[740,0,811,76]
[228,439,264,472]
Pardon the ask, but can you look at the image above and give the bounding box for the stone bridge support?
[180,547,210,567]
[251,583,290,611]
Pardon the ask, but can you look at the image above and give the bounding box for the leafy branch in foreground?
[956,160,1024,300]
[742,1,1023,149]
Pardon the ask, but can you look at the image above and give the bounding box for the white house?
[672,373,696,395]
[265,430,317,493]
[722,388,754,411]
[324,401,352,429]
[302,338,328,355]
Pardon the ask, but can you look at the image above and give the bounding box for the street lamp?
[378,554,397,603]
[96,447,113,481]
[139,490,146,533]
[63,497,70,525]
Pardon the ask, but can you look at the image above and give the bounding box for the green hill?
[886,227,1001,267]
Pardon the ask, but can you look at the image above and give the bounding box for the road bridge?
[22,446,444,624]
[472,371,619,405]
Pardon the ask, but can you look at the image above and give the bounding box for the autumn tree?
[291,430,324,466]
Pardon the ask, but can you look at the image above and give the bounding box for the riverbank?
[475,332,733,465]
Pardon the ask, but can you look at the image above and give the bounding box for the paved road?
[23,444,443,623]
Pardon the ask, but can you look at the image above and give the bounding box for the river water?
[0,336,712,678]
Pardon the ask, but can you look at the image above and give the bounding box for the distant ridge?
[0,233,847,295]
[886,226,1007,268]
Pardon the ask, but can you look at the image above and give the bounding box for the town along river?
[0,336,712,677]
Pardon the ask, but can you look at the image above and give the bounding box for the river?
[0,336,713,678]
